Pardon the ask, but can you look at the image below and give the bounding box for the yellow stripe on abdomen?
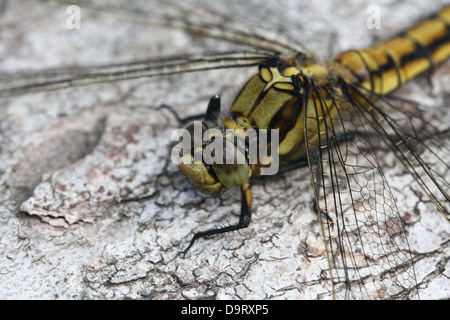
[334,6,450,96]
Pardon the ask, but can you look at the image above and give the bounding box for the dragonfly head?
[177,95,250,195]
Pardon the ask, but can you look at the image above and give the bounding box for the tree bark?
[0,0,448,299]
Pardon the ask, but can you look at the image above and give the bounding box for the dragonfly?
[0,0,449,300]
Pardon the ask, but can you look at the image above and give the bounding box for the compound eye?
[212,139,249,187]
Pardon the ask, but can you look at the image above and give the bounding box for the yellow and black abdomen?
[334,6,450,95]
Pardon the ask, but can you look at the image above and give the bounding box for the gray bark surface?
[0,0,448,299]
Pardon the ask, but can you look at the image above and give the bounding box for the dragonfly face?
[178,57,307,195]
[178,96,251,195]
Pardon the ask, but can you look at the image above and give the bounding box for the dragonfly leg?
[157,103,206,125]
[159,95,221,125]
[312,197,335,227]
[276,130,363,175]
[181,182,252,256]
[308,145,336,228]
[276,157,309,174]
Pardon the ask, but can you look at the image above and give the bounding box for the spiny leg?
[181,181,252,256]
[277,157,309,174]
[309,146,334,223]
[159,95,222,125]
[275,128,364,176]
[157,103,206,125]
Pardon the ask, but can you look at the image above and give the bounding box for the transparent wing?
[346,85,450,221]
[0,50,270,96]
[1,0,329,98]
[50,0,311,56]
[304,84,420,299]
